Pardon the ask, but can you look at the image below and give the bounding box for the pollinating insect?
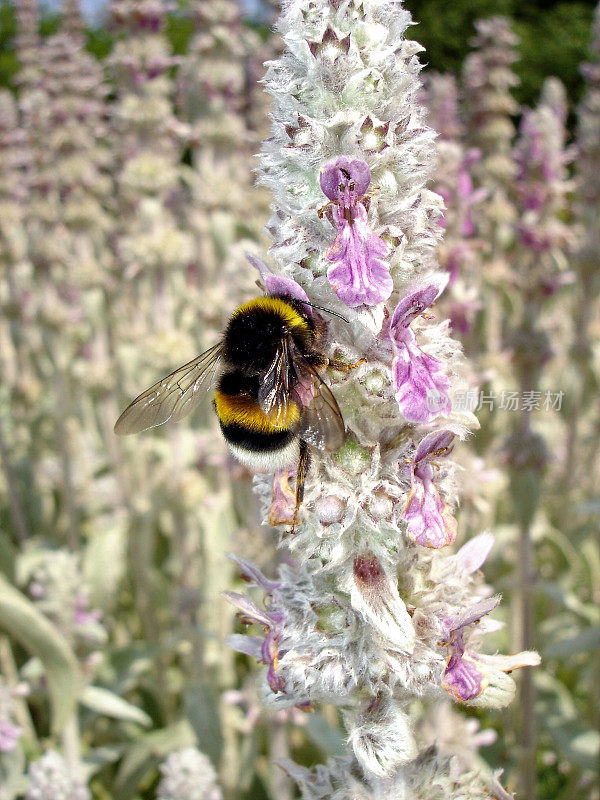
[114,286,355,528]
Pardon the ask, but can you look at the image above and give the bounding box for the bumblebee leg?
[317,200,337,218]
[291,440,310,534]
[327,357,366,373]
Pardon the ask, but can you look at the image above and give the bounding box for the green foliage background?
[403,0,597,106]
[0,0,598,110]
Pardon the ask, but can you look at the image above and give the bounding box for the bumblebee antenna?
[303,301,350,324]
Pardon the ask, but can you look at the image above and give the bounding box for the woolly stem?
[60,713,82,772]
[0,634,36,741]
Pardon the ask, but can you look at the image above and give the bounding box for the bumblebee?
[114,293,351,525]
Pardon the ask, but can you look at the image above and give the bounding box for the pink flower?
[228,554,281,595]
[446,280,482,335]
[0,720,22,753]
[389,284,451,422]
[402,430,457,548]
[441,596,501,701]
[320,157,392,307]
[73,595,103,628]
[440,596,541,704]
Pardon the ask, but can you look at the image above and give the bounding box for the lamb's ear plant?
[507,74,572,799]
[0,675,26,756]
[462,17,520,364]
[10,0,114,554]
[177,0,270,322]
[157,747,223,800]
[225,1,539,795]
[423,72,485,345]
[24,750,91,800]
[106,0,226,718]
[564,1,600,493]
[14,0,42,97]
[0,89,32,548]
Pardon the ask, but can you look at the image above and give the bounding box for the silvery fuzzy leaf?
[80,686,152,728]
[346,699,417,777]
[350,556,415,654]
[0,576,79,733]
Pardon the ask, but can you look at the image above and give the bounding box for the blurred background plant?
[0,0,598,799]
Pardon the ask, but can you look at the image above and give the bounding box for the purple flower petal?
[246,253,312,314]
[226,634,265,659]
[320,157,372,204]
[450,595,502,632]
[262,628,286,693]
[224,586,286,695]
[402,469,457,548]
[441,594,539,704]
[222,591,272,628]
[390,284,441,333]
[455,532,495,574]
[442,651,486,701]
[326,203,392,307]
[392,336,452,423]
[402,431,457,548]
[266,663,286,693]
[414,429,455,463]
[266,275,312,309]
[227,553,281,594]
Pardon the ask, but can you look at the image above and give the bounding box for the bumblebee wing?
[257,337,294,429]
[297,364,346,452]
[114,342,224,435]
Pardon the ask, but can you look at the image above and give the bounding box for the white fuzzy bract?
[25,751,90,800]
[157,748,223,800]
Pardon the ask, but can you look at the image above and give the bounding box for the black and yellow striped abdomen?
[215,389,301,449]
[214,370,302,472]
